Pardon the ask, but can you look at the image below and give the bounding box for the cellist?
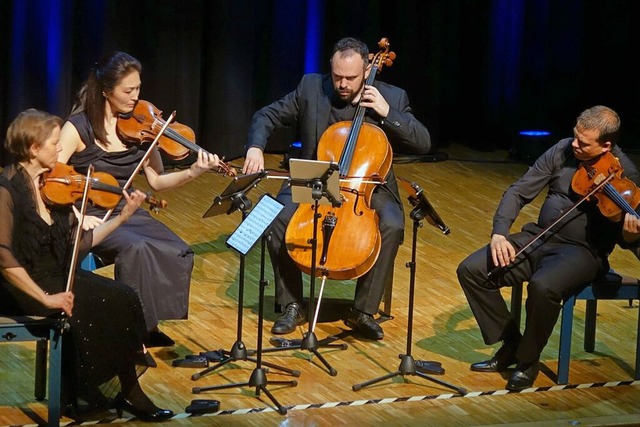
[457,105,640,392]
[242,37,431,340]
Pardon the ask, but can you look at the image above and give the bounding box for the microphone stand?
[353,179,466,394]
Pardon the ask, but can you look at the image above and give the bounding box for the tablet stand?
[191,172,300,381]
[193,232,297,414]
[261,160,348,376]
[352,180,466,395]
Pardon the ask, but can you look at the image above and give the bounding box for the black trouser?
[456,230,604,364]
[269,183,404,316]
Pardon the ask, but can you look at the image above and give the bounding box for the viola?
[284,38,395,280]
[41,162,168,212]
[571,151,640,221]
[116,99,236,176]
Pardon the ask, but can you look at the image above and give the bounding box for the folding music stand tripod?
[191,172,300,381]
[193,194,297,415]
[261,159,348,376]
[353,179,466,395]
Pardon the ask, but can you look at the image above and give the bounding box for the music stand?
[193,194,297,415]
[352,179,466,395]
[261,159,348,376]
[190,172,300,381]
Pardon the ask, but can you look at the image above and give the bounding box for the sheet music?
[226,194,284,255]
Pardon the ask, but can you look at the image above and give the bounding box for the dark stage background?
[1,0,639,166]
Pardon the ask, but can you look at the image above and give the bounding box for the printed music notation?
[226,194,284,255]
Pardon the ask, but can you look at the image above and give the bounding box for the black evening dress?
[0,166,148,414]
[66,112,194,331]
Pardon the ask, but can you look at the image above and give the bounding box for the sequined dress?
[0,166,148,413]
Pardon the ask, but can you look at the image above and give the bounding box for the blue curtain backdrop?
[1,0,638,166]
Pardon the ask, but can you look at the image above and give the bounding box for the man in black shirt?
[457,105,640,390]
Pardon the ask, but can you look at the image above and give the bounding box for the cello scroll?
[368,38,396,73]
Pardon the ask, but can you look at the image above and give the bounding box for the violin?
[116,99,236,176]
[571,151,640,221]
[41,163,168,212]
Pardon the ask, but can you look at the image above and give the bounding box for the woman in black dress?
[0,109,173,421]
[58,51,225,347]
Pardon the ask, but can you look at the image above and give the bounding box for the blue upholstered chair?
[510,270,640,384]
[0,315,64,427]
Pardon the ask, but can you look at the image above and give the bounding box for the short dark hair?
[576,105,621,145]
[331,37,369,66]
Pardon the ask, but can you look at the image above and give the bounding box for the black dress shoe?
[470,343,518,372]
[114,393,174,422]
[506,360,540,391]
[344,309,384,340]
[145,330,175,348]
[271,303,305,334]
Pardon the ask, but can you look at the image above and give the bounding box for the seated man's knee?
[379,216,404,244]
[526,280,561,303]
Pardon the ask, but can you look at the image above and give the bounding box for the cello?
[284,38,396,280]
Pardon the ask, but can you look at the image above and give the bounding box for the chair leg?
[48,328,62,427]
[557,295,577,385]
[35,339,47,400]
[584,300,597,352]
[510,282,523,329]
[635,303,640,380]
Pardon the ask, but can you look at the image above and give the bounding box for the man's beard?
[336,81,364,104]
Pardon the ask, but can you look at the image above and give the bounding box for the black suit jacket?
[246,73,431,203]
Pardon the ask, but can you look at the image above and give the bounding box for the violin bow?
[59,165,94,331]
[101,111,177,222]
[486,171,615,279]
[66,164,94,293]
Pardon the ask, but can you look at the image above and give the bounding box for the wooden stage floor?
[1,144,639,426]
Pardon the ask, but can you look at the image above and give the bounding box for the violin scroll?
[215,157,237,177]
[145,192,168,213]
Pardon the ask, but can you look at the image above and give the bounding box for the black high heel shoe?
[114,393,174,422]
